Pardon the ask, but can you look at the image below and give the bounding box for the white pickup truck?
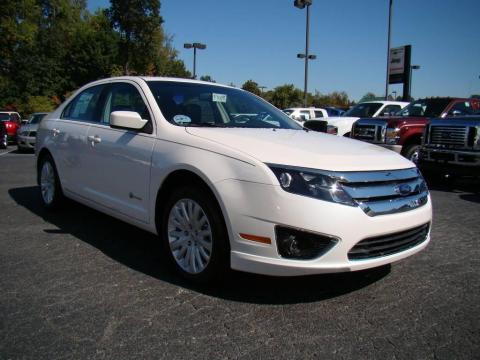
[35,77,431,284]
[326,101,409,137]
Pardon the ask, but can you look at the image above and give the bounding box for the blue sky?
[88,0,480,101]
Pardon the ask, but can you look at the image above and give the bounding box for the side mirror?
[303,120,328,132]
[110,111,148,130]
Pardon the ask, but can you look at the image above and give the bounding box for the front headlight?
[474,126,480,149]
[268,165,357,207]
[385,127,400,145]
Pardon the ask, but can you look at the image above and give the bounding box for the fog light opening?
[275,226,338,260]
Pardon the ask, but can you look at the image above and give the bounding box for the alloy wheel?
[167,198,213,274]
[40,161,55,205]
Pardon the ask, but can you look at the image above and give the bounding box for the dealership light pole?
[184,42,207,79]
[294,0,316,107]
[409,65,420,99]
[385,0,393,100]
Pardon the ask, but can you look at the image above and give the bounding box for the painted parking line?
[0,149,16,156]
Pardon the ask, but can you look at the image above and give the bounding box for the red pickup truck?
[0,111,22,143]
[350,98,480,161]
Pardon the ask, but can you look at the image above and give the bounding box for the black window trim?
[60,80,155,135]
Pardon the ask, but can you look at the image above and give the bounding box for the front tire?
[403,144,421,163]
[161,186,229,283]
[38,154,64,210]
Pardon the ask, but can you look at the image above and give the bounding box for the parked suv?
[351,98,480,161]
[35,77,432,283]
[0,111,22,143]
[326,101,409,137]
[419,116,480,177]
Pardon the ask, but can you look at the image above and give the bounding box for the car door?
[51,84,105,196]
[83,81,155,223]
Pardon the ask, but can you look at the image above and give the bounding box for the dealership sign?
[388,45,411,84]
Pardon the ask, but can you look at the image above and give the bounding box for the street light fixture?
[409,65,420,99]
[184,42,207,79]
[294,0,315,107]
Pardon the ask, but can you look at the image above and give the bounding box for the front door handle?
[52,128,60,137]
[87,135,102,145]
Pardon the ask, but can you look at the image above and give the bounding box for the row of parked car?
[0,111,48,150]
[283,97,480,179]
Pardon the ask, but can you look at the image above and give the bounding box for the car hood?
[185,128,413,172]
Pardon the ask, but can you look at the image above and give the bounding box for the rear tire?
[38,154,64,210]
[160,185,229,284]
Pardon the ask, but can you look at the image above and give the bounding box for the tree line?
[0,0,190,115]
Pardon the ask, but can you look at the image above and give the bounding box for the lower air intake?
[348,223,430,260]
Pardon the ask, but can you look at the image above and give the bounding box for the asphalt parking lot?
[1,149,479,359]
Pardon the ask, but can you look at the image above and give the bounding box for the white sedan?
[35,77,431,283]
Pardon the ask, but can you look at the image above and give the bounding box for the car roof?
[359,101,409,105]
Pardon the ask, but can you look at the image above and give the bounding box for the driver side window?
[101,83,151,124]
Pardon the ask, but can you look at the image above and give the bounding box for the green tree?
[200,75,215,82]
[241,80,261,96]
[359,92,377,103]
[268,84,303,109]
[107,0,164,75]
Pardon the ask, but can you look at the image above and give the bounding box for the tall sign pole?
[385,0,393,99]
[304,3,310,107]
[294,0,315,107]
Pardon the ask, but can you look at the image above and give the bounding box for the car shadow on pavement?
[9,186,391,305]
[426,177,480,204]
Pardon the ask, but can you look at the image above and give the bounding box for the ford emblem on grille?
[395,184,412,196]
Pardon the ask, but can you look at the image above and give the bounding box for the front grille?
[429,126,467,147]
[348,223,430,260]
[353,124,376,141]
[352,120,387,144]
[338,168,429,217]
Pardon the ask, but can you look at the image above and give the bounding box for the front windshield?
[147,81,302,129]
[0,114,11,121]
[29,113,47,124]
[397,98,451,117]
[343,103,382,118]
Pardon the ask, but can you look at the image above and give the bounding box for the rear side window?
[382,105,401,115]
[62,85,104,122]
[314,110,324,118]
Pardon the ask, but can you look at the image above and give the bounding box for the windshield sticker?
[212,93,227,103]
[173,114,192,124]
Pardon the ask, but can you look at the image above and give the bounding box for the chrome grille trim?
[338,167,428,217]
[430,126,467,146]
[342,177,425,200]
[353,119,387,144]
[357,191,429,217]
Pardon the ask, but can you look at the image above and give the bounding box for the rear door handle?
[87,135,102,144]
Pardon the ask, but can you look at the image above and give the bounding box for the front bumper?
[216,179,432,276]
[419,148,480,176]
[17,135,36,149]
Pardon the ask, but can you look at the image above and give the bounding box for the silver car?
[17,112,48,151]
